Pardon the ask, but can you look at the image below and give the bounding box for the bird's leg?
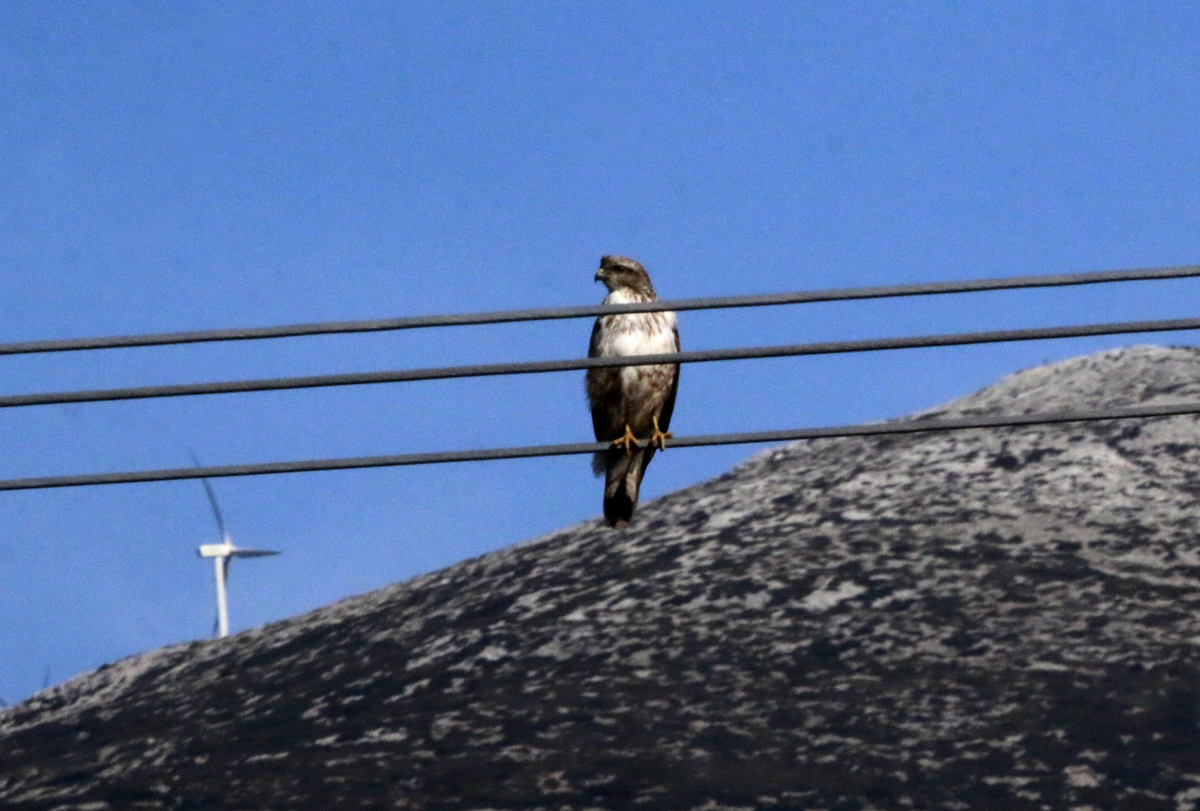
[649,414,673,451]
[611,423,639,456]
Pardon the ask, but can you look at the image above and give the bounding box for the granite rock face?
[5,346,1200,810]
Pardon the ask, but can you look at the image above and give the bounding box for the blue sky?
[2,2,1199,703]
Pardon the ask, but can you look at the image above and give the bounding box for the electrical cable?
[2,263,1198,356]
[1,399,1196,490]
[3,314,1200,409]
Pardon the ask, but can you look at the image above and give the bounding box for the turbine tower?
[194,470,279,638]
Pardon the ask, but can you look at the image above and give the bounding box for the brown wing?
[587,317,603,358]
[586,316,623,442]
[590,385,624,442]
[658,323,680,432]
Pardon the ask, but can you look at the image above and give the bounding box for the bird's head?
[595,255,656,297]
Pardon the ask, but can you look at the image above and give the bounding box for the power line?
[1,399,1196,491]
[4,314,1200,409]
[2,263,1199,356]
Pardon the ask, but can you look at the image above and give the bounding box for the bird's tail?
[602,446,653,528]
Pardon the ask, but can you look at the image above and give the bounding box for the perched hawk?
[586,256,680,528]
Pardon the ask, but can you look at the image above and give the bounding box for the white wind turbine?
[194,470,279,638]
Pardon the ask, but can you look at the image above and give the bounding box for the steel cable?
[2,399,1196,490]
[3,314,1200,409]
[2,262,1198,356]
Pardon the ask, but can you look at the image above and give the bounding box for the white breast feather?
[597,289,678,394]
[598,292,676,352]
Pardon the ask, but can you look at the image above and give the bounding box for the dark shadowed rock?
[5,345,1200,810]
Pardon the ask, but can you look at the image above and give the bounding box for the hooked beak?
[594,269,607,283]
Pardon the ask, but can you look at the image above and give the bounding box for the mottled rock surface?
[5,346,1200,810]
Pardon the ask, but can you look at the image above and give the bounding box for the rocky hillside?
[5,345,1200,810]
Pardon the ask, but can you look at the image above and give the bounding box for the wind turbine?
[193,467,279,638]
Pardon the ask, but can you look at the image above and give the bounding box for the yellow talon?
[611,424,639,456]
[650,415,673,451]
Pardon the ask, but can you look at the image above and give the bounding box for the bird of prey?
[586,256,680,528]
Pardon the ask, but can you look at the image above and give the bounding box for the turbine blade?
[189,451,227,542]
